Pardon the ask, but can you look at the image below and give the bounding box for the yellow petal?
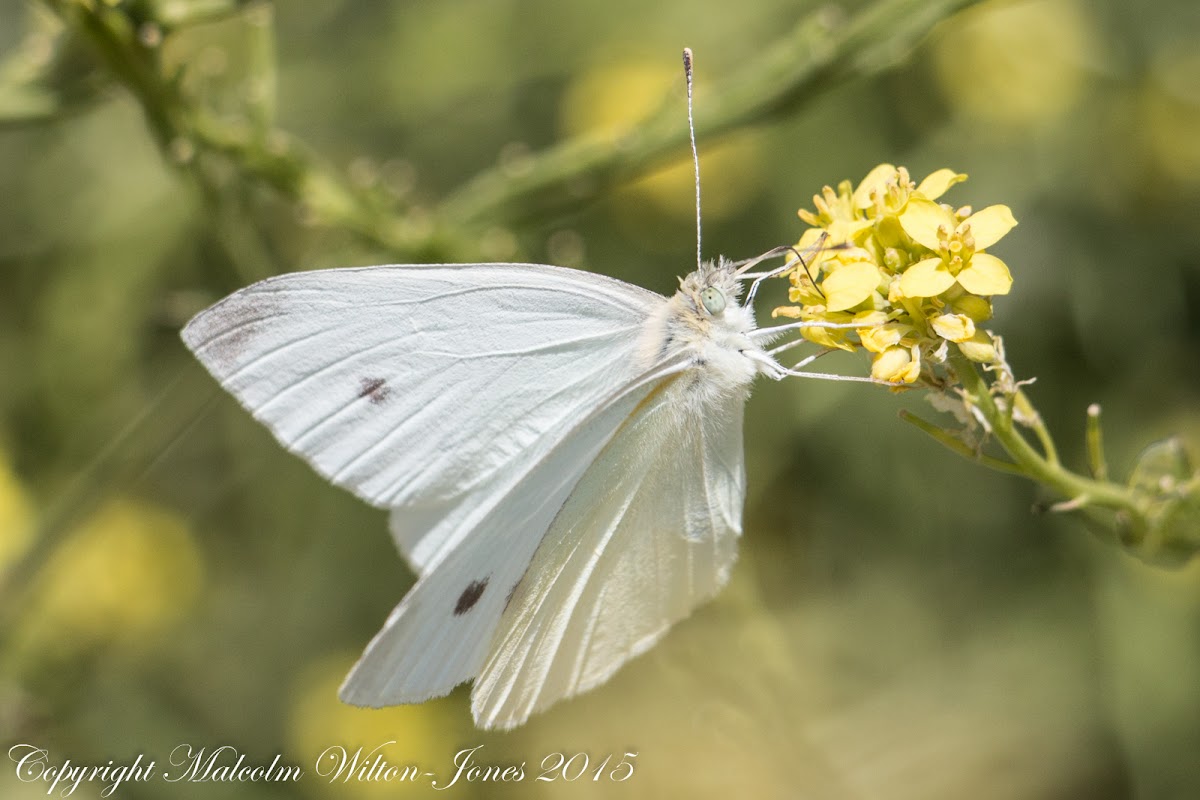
[958,330,997,363]
[901,348,923,383]
[899,198,955,250]
[956,252,1013,295]
[871,345,921,384]
[795,227,827,251]
[798,208,822,226]
[825,245,875,265]
[859,321,912,354]
[962,204,1017,249]
[852,309,889,326]
[915,168,967,200]
[822,261,881,312]
[899,257,956,297]
[827,217,873,244]
[930,313,976,343]
[802,325,856,352]
[852,163,897,209]
[950,293,993,322]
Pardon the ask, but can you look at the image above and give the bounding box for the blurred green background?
[2,0,1199,797]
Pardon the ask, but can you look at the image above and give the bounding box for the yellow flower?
[912,168,969,202]
[897,200,1017,298]
[930,313,976,343]
[958,329,998,363]
[783,164,1017,389]
[852,163,908,211]
[859,320,914,354]
[820,260,885,312]
[871,344,922,384]
[949,292,993,323]
[854,164,967,215]
[798,181,872,245]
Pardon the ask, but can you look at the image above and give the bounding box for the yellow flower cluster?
[774,165,1017,384]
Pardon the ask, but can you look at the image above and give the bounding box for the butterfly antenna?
[683,47,702,271]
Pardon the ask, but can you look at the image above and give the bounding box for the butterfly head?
[630,258,765,396]
[676,258,747,323]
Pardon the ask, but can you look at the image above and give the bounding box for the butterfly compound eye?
[700,286,726,315]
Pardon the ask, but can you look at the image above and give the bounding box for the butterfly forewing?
[182,263,662,572]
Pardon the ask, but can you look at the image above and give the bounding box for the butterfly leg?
[743,348,891,385]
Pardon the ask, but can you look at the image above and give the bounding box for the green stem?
[950,348,1143,519]
[1086,403,1108,480]
[1016,388,1060,465]
[37,0,985,255]
[41,0,430,255]
[439,0,985,228]
[0,17,109,125]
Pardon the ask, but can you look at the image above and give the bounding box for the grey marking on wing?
[503,580,521,612]
[358,377,391,405]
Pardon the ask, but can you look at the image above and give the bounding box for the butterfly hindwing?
[470,377,748,729]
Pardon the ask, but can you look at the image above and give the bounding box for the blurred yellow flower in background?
[288,653,461,798]
[0,449,34,575]
[559,61,669,144]
[931,0,1095,128]
[1144,40,1200,188]
[19,499,203,654]
[559,59,761,223]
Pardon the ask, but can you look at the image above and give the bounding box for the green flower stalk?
[776,165,1200,566]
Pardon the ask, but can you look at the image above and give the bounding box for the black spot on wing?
[358,377,391,405]
[454,578,489,615]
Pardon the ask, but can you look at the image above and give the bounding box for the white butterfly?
[181,51,875,730]
[181,253,873,729]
